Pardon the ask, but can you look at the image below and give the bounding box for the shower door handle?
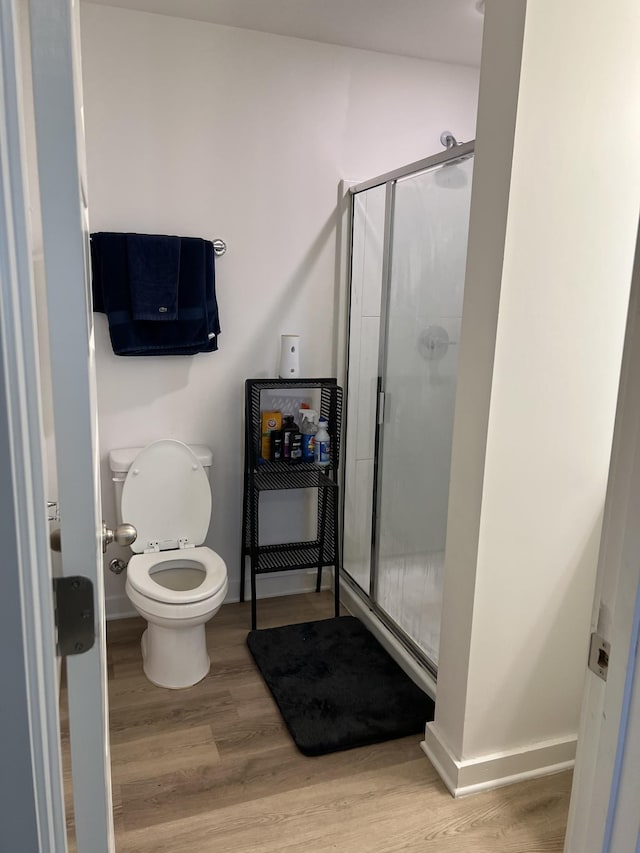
[377,391,386,425]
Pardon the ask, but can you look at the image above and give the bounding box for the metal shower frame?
[341,139,476,678]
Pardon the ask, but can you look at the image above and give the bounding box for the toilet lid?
[122,440,212,554]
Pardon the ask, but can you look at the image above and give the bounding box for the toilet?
[109,440,228,689]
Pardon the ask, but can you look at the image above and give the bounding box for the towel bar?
[90,234,227,256]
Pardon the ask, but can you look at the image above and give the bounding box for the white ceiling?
[89,0,484,67]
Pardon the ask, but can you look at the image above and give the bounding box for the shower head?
[440,131,462,149]
[435,131,469,187]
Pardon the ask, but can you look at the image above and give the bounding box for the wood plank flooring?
[62,592,572,852]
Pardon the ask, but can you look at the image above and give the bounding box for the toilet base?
[141,623,210,689]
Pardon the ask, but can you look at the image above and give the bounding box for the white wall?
[79,3,479,617]
[424,0,640,795]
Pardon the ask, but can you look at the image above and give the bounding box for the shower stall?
[342,139,474,677]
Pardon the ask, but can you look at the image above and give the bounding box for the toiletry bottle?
[289,432,303,463]
[270,430,283,462]
[281,415,298,460]
[314,417,330,467]
[260,410,282,463]
[299,409,318,463]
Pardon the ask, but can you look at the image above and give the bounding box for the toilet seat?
[127,546,227,605]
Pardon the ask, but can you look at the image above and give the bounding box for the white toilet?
[109,440,228,689]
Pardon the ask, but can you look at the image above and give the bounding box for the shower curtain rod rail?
[350,139,475,195]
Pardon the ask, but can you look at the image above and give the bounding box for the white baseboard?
[105,592,136,621]
[340,579,436,700]
[421,721,576,797]
[105,568,331,621]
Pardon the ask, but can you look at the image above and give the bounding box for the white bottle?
[314,417,330,467]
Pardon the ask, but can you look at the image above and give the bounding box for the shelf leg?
[250,485,259,630]
[316,487,329,593]
[333,490,341,617]
[251,564,257,631]
[240,475,248,603]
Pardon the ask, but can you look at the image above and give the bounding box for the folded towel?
[90,232,221,356]
[126,234,181,321]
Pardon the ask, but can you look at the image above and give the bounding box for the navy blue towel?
[126,234,180,321]
[90,232,221,356]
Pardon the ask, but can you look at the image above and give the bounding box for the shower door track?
[342,571,439,680]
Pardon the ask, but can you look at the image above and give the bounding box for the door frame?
[565,217,640,852]
[0,0,67,848]
[604,580,640,850]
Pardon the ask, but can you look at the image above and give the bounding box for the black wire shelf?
[240,377,343,629]
[253,467,337,492]
[254,539,337,574]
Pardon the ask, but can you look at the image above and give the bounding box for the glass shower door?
[342,184,386,595]
[374,156,473,667]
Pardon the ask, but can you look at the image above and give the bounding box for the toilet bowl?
[110,439,228,689]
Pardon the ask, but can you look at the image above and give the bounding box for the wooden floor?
[62,592,572,852]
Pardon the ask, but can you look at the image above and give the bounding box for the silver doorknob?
[50,528,62,552]
[101,521,137,553]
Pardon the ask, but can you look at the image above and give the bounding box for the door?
[374,155,473,669]
[28,0,113,849]
[343,183,386,595]
[0,0,68,848]
[565,219,640,853]
[342,148,474,672]
[604,615,640,852]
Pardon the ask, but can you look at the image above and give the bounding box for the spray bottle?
[299,408,318,463]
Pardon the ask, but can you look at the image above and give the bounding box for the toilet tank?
[108,444,213,524]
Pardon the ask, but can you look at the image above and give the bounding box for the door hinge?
[377,391,385,425]
[53,576,95,656]
[588,632,610,681]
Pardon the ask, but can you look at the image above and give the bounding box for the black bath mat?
[246,616,434,756]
